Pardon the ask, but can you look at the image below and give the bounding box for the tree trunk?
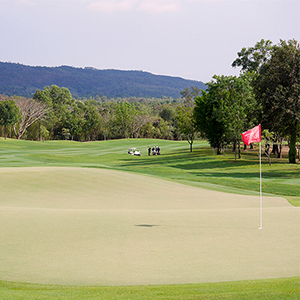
[272,144,279,155]
[264,142,271,166]
[234,139,237,162]
[289,125,297,163]
[278,144,282,159]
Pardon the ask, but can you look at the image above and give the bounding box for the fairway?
[0,167,299,286]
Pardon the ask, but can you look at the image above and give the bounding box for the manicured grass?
[0,138,299,205]
[0,138,299,299]
[1,277,299,300]
[1,167,298,286]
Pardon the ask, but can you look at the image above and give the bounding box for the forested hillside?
[0,62,206,99]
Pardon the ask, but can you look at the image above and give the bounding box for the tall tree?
[33,85,75,139]
[180,86,202,104]
[64,103,85,141]
[0,100,21,138]
[82,101,100,141]
[176,104,197,152]
[115,102,138,138]
[222,73,257,160]
[194,89,229,154]
[98,104,115,141]
[194,74,256,157]
[253,39,300,163]
[13,97,48,139]
[232,39,273,73]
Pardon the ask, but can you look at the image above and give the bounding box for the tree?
[176,104,197,152]
[33,85,76,139]
[154,118,172,139]
[180,86,201,103]
[115,102,138,138]
[253,39,300,163]
[98,104,115,141]
[0,100,21,138]
[232,39,273,73]
[194,74,256,157]
[13,97,48,139]
[82,101,100,141]
[194,90,229,154]
[40,125,50,141]
[221,73,257,160]
[64,104,85,141]
[159,105,175,123]
[130,114,152,138]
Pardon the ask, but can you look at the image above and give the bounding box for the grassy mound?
[0,138,299,205]
[0,167,299,286]
[1,277,299,300]
[0,138,299,298]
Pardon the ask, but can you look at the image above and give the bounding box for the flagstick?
[259,141,263,229]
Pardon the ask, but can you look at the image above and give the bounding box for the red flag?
[241,125,261,145]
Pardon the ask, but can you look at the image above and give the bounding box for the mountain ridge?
[0,62,206,99]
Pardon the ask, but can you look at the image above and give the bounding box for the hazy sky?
[0,0,299,82]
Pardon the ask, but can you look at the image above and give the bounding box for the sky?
[0,0,299,83]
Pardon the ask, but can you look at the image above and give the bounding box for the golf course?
[0,138,299,299]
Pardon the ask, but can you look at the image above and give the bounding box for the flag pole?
[259,141,263,229]
[241,125,262,229]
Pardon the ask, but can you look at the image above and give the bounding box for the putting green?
[0,167,299,286]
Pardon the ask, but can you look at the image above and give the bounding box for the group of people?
[148,146,160,156]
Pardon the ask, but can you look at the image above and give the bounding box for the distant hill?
[0,62,206,99]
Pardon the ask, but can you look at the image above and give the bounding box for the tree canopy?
[233,38,300,163]
[194,74,256,157]
[0,99,21,138]
[253,39,300,163]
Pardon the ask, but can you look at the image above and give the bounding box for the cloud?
[138,0,181,14]
[16,0,37,6]
[87,0,182,14]
[87,0,139,13]
[186,0,226,2]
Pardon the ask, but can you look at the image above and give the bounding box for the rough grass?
[1,277,299,300]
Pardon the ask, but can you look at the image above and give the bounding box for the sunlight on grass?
[0,138,299,298]
[1,277,299,300]
[0,138,299,205]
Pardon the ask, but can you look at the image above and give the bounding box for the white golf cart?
[128,148,141,156]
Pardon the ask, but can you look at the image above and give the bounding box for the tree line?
[0,39,299,163]
[194,39,299,164]
[0,86,200,144]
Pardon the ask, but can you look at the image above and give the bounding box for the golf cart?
[128,148,141,156]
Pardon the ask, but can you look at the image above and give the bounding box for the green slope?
[0,138,298,204]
